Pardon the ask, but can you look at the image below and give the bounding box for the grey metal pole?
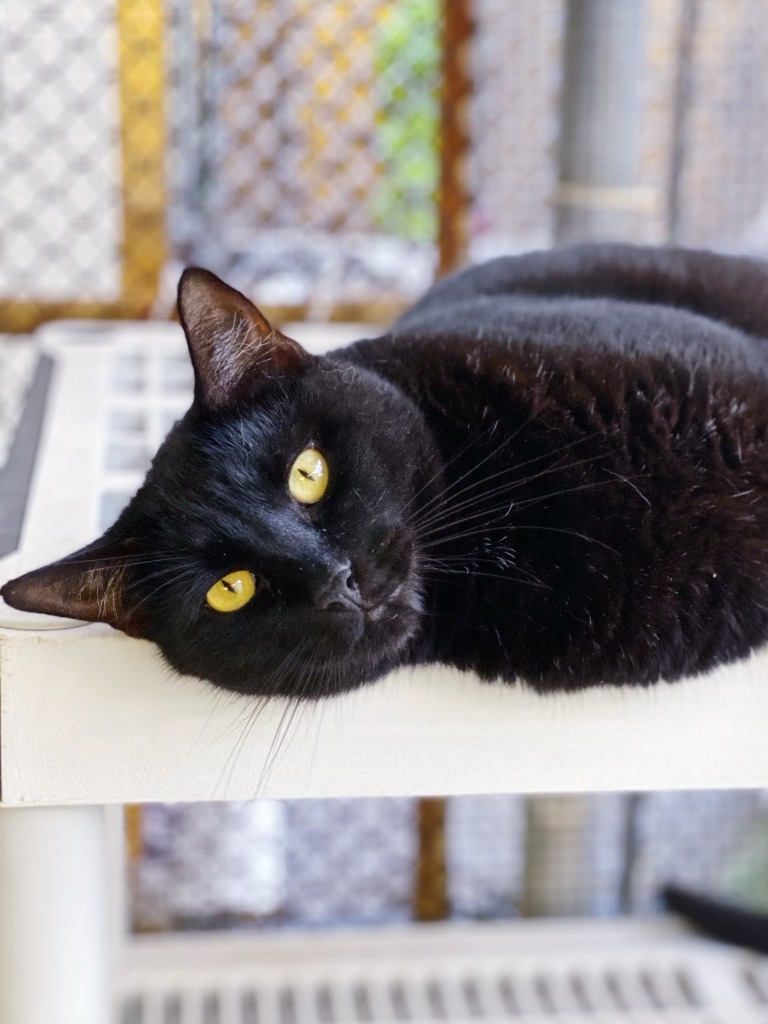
[522,0,650,918]
[555,0,649,243]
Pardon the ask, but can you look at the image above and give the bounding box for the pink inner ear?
[0,537,145,636]
[1,560,123,623]
[177,267,310,410]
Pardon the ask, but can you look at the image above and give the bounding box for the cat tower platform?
[2,321,768,1024]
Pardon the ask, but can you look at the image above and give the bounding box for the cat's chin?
[278,599,422,698]
[160,596,422,700]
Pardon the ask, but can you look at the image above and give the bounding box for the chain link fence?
[129,790,768,932]
[160,0,442,319]
[4,0,768,324]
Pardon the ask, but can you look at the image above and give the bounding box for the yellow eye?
[205,570,256,613]
[288,447,328,504]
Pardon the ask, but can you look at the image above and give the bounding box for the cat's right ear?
[177,268,311,411]
[0,535,148,637]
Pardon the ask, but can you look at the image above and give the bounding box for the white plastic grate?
[0,319,196,596]
[25,319,364,538]
[114,919,768,1024]
[99,342,194,530]
[0,338,39,467]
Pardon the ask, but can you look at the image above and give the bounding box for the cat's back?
[342,244,768,435]
[390,243,768,375]
[340,246,768,471]
[392,292,765,374]
[398,242,768,342]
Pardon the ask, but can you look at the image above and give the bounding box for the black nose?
[314,563,363,612]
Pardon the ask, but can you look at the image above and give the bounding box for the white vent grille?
[115,968,720,1022]
[115,919,768,1024]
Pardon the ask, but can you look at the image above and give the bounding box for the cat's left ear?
[177,268,312,411]
[0,535,148,637]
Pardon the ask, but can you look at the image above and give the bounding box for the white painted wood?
[2,319,768,805]
[2,623,768,804]
[0,806,111,1024]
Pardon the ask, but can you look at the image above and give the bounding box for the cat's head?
[1,270,441,697]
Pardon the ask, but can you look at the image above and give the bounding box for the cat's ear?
[177,267,311,410]
[0,535,147,637]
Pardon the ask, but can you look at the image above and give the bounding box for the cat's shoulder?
[396,243,768,343]
[339,244,768,381]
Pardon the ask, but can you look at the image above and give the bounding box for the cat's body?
[340,245,768,690]
[5,244,768,698]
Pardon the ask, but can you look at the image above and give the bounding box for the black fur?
[6,244,768,698]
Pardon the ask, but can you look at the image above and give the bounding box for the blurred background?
[3,0,768,948]
[5,0,768,331]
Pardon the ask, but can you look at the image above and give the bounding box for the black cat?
[5,244,768,698]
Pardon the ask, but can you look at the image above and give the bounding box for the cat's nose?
[314,563,363,612]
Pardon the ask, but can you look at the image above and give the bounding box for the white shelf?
[2,320,768,805]
[4,625,768,804]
